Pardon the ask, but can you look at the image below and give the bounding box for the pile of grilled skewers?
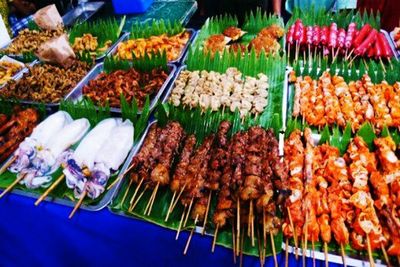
[283,128,400,266]
[204,24,284,56]
[82,67,169,108]
[1,27,64,55]
[0,61,90,103]
[290,71,400,132]
[116,31,191,62]
[119,120,285,264]
[0,107,39,163]
[169,68,269,117]
[286,20,393,62]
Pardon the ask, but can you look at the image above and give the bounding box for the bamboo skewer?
[312,238,316,267]
[239,226,245,267]
[69,190,87,219]
[107,163,135,190]
[303,212,309,267]
[250,200,255,247]
[0,173,26,199]
[341,243,347,267]
[366,234,375,267]
[324,242,329,267]
[236,199,241,256]
[231,222,236,264]
[0,156,16,175]
[170,183,186,213]
[285,238,289,267]
[256,223,264,267]
[211,224,219,253]
[287,207,299,259]
[145,182,159,216]
[183,214,199,255]
[176,204,187,240]
[183,197,194,228]
[129,177,144,205]
[129,185,148,212]
[165,190,177,222]
[201,191,212,235]
[119,178,133,206]
[381,243,391,267]
[270,232,277,267]
[35,174,65,206]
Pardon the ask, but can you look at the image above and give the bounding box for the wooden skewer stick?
[183,197,194,228]
[263,209,267,261]
[129,177,144,205]
[176,204,187,240]
[366,234,375,267]
[170,183,186,213]
[0,156,16,175]
[119,178,133,206]
[35,174,65,206]
[379,57,387,73]
[324,242,329,267]
[303,212,309,267]
[231,222,236,264]
[183,214,199,255]
[239,226,244,267]
[108,163,135,190]
[201,191,212,235]
[146,182,159,216]
[270,232,278,267]
[128,185,148,212]
[144,183,157,215]
[69,190,87,219]
[211,223,219,253]
[341,243,347,267]
[312,238,316,267]
[0,173,26,199]
[165,190,177,222]
[381,243,391,267]
[236,199,241,256]
[287,207,299,259]
[285,238,289,267]
[250,200,255,247]
[247,202,251,237]
[256,223,264,267]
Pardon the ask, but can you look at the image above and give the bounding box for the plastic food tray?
[1,61,96,109]
[66,62,177,114]
[108,29,197,65]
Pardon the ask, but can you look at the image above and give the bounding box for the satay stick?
[201,191,212,235]
[129,177,144,205]
[256,223,263,267]
[165,190,177,222]
[231,222,236,264]
[379,58,387,73]
[239,226,245,267]
[236,199,241,256]
[35,174,65,206]
[119,178,133,206]
[0,173,26,199]
[341,243,347,267]
[170,183,187,213]
[129,185,148,212]
[366,234,376,267]
[183,214,199,255]
[69,189,87,219]
[287,207,299,259]
[183,196,194,227]
[324,242,329,267]
[211,223,219,253]
[270,231,278,267]
[381,243,391,267]
[250,200,255,247]
[303,213,309,266]
[176,204,187,240]
[0,156,16,175]
[285,238,289,267]
[312,238,316,267]
[146,181,159,216]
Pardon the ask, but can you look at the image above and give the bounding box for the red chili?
[312,26,320,46]
[355,28,378,56]
[378,32,393,58]
[353,24,372,47]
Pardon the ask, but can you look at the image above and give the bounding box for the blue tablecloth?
[0,193,345,266]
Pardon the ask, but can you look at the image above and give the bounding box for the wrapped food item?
[36,34,76,68]
[33,4,63,31]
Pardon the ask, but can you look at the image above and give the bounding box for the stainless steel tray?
[108,29,197,65]
[1,61,96,109]
[62,1,105,27]
[94,32,129,62]
[387,29,400,59]
[0,56,29,89]
[65,62,177,114]
[0,117,138,212]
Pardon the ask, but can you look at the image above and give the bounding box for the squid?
[87,119,134,199]
[9,111,72,173]
[18,118,90,189]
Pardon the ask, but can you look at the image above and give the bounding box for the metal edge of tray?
[65,62,178,114]
[62,1,105,27]
[0,118,137,212]
[107,29,196,65]
[1,60,98,108]
[0,57,30,89]
[181,29,200,65]
[383,29,400,59]
[94,32,129,62]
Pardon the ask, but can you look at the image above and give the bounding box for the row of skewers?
[111,120,285,265]
[0,110,133,218]
[283,128,400,267]
[287,19,393,65]
[290,70,400,132]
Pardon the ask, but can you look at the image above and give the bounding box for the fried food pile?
[72,33,112,55]
[0,61,23,85]
[0,61,90,103]
[1,28,64,55]
[82,67,168,108]
[116,31,191,61]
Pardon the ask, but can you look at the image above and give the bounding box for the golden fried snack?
[223,26,243,41]
[204,34,229,55]
[258,24,285,39]
[0,61,23,84]
[82,68,168,108]
[117,31,190,61]
[72,33,112,54]
[0,61,90,103]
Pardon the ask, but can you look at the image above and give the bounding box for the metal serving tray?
[0,118,138,212]
[108,29,197,65]
[1,61,96,109]
[94,32,129,62]
[62,1,105,27]
[0,56,29,89]
[66,62,177,114]
[387,29,400,59]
